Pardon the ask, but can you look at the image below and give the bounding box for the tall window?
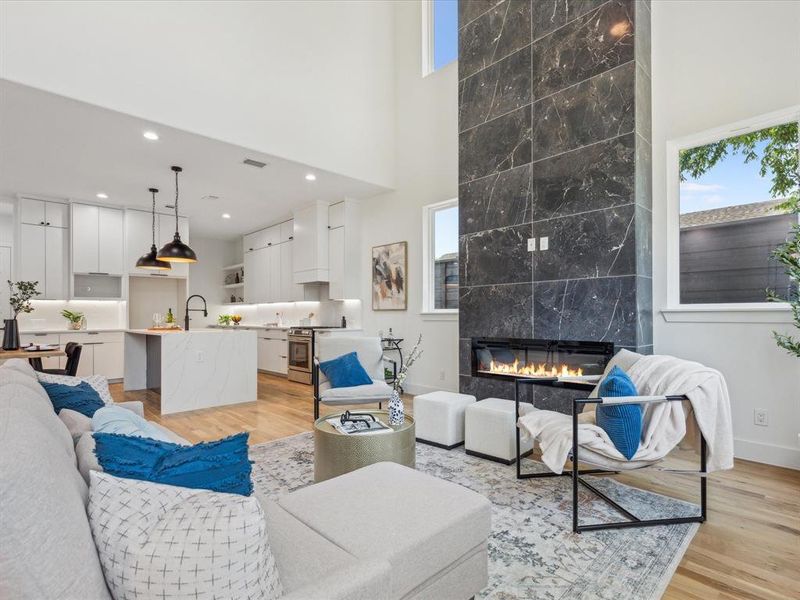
[676,117,799,305]
[423,199,459,312]
[423,0,458,76]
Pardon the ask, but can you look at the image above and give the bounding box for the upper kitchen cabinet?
[72,204,124,275]
[243,223,281,254]
[293,201,329,284]
[327,199,360,300]
[71,203,124,299]
[17,196,68,299]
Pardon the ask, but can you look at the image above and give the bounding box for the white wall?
[185,236,235,328]
[358,1,459,395]
[0,1,395,188]
[652,0,800,468]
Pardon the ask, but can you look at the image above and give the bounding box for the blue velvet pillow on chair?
[92,432,253,496]
[595,366,643,460]
[41,381,105,417]
[319,351,373,388]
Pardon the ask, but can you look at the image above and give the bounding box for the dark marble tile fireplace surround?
[457,0,652,409]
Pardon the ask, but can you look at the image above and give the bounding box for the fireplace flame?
[487,359,583,378]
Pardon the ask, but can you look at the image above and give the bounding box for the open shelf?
[222,263,244,271]
[223,282,244,289]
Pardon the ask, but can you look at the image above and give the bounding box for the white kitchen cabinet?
[60,331,125,379]
[72,204,124,275]
[19,333,61,369]
[93,340,124,380]
[18,198,69,300]
[293,201,329,283]
[267,245,280,303]
[125,209,152,274]
[19,197,68,228]
[243,225,280,254]
[280,241,304,301]
[279,220,294,243]
[158,213,190,278]
[257,333,287,374]
[327,199,360,300]
[244,246,269,303]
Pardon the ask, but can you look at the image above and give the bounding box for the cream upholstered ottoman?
[465,398,534,464]
[414,391,476,449]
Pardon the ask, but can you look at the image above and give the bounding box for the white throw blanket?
[518,354,734,474]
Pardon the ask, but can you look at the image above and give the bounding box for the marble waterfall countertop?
[125,328,257,335]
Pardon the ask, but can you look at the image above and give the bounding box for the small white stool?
[465,398,534,464]
[413,391,476,449]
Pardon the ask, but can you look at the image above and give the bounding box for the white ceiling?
[0,81,390,238]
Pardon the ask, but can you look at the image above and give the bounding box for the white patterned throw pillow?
[36,371,114,404]
[88,471,283,600]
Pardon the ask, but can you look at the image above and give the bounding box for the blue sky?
[434,0,458,71]
[435,205,458,258]
[680,140,776,214]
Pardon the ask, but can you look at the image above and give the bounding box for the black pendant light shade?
[157,166,198,263]
[136,188,172,270]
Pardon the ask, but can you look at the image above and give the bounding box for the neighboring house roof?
[680,198,792,229]
[435,252,458,263]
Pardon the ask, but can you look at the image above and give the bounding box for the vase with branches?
[388,335,423,426]
[4,280,41,350]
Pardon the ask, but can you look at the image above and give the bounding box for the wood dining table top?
[0,348,66,359]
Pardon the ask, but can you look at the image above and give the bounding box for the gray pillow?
[75,432,102,485]
[58,409,93,445]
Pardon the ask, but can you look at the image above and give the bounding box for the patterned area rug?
[250,433,699,600]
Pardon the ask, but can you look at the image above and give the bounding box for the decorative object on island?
[218,314,232,326]
[4,280,40,350]
[164,308,175,325]
[61,309,85,330]
[231,314,242,326]
[157,166,197,264]
[372,241,407,310]
[388,334,423,426]
[135,188,171,270]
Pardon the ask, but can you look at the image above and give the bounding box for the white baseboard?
[734,438,800,470]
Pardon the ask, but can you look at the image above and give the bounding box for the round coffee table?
[313,410,415,482]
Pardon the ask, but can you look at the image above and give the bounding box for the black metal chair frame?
[313,356,398,420]
[514,378,707,534]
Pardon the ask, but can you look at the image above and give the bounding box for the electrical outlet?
[539,236,549,251]
[196,350,205,363]
[754,409,768,427]
[439,370,445,381]
[527,238,536,252]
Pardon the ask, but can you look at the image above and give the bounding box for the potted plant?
[218,314,232,326]
[61,309,85,331]
[4,280,41,350]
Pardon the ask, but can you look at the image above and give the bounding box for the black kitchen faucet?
[184,295,208,331]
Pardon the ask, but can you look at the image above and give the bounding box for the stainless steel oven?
[287,329,313,384]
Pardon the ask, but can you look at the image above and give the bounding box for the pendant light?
[135,188,172,270]
[157,165,198,263]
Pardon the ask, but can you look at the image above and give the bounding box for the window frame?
[665,105,799,319]
[422,198,459,316]
[421,0,457,77]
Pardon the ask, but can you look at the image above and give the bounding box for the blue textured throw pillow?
[595,366,643,460]
[319,351,373,388]
[41,380,105,417]
[92,432,253,496]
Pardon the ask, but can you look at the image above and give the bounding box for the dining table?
[0,347,67,371]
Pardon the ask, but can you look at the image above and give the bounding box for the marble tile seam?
[459,221,532,239]
[531,58,636,108]
[530,130,631,165]
[530,0,615,45]
[459,97,533,136]
[460,274,651,290]
[529,201,643,225]
[458,159,533,188]
[460,281,534,290]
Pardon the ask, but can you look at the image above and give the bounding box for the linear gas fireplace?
[471,338,614,383]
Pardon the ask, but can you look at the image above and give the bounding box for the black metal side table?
[381,337,403,386]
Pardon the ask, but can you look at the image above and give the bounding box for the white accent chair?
[313,336,394,420]
[465,398,534,464]
[414,391,476,449]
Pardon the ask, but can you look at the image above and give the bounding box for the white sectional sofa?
[0,359,491,600]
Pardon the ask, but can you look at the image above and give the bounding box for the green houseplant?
[4,280,41,350]
[61,309,85,331]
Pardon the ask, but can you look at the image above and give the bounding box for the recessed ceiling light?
[143,130,159,141]
[222,213,231,219]
[305,173,316,181]
[96,192,109,199]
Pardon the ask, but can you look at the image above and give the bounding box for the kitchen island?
[124,328,257,415]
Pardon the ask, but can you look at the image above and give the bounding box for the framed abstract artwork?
[372,241,407,310]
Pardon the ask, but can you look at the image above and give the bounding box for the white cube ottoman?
[414,391,477,449]
[465,398,534,464]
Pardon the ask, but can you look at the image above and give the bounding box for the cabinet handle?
[88,332,99,335]
[34,333,47,337]
[89,272,110,276]
[46,222,50,226]
[289,236,293,240]
[149,273,168,277]
[268,242,272,246]
[249,247,254,251]
[39,221,45,225]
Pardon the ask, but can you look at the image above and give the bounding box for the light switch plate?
[527,238,536,252]
[539,236,549,251]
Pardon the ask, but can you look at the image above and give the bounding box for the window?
[422,0,458,76]
[423,199,459,313]
[672,112,798,306]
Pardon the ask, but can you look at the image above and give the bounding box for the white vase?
[388,389,404,426]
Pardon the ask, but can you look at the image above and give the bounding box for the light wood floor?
[111,373,800,600]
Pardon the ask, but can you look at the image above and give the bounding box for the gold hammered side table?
[313,410,416,482]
